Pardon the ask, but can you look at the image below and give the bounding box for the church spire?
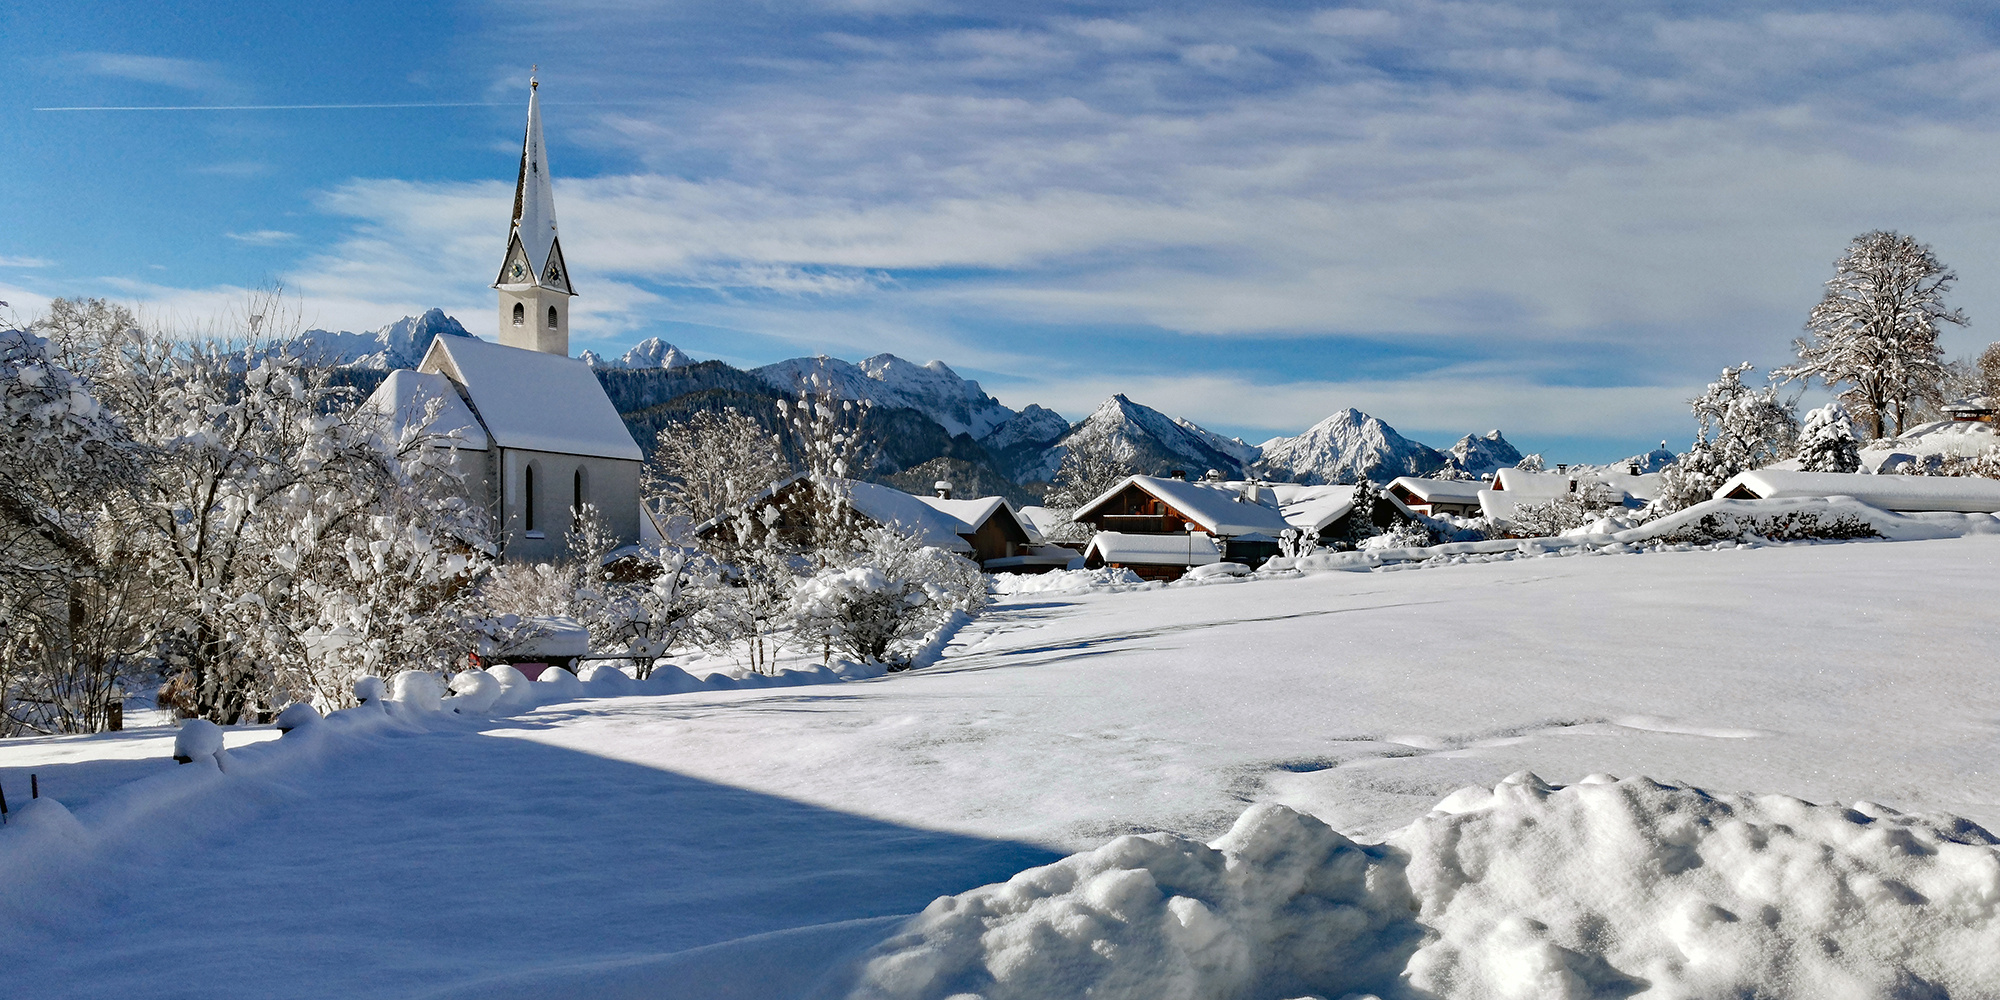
[495,74,575,354]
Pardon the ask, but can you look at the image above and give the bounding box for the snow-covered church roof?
[417,334,642,461]
[360,369,489,450]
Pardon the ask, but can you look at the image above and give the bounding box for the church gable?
[496,234,534,287]
[540,237,574,295]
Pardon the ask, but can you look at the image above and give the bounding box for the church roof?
[419,334,642,461]
[361,368,490,451]
[495,79,573,295]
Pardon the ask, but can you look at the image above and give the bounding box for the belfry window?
[547,305,559,329]
[512,302,524,327]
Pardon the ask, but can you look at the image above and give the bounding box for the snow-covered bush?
[1653,508,1879,545]
[1505,492,1594,537]
[1657,363,1799,512]
[790,526,985,665]
[1796,402,1862,473]
[1361,520,1434,550]
[644,407,789,540]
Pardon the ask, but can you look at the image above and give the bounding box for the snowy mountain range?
[581,337,693,371]
[290,309,472,370]
[752,354,1018,440]
[297,310,1629,493]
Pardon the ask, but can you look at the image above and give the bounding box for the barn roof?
[1266,483,1360,534]
[1715,470,2000,513]
[1386,477,1485,503]
[419,335,642,461]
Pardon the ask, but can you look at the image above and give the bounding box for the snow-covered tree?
[1657,363,1799,511]
[0,322,148,735]
[1777,231,1967,439]
[1796,403,1862,474]
[644,408,788,538]
[790,526,985,665]
[1340,479,1387,548]
[1043,433,1130,543]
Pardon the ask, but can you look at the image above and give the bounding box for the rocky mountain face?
[290,309,472,370]
[1252,408,1450,484]
[753,354,1017,440]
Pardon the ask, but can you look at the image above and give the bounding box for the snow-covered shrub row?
[849,773,2000,1000]
[989,568,1151,596]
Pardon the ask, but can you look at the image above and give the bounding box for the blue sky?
[7,1,2000,461]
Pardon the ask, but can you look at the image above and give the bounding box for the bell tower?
[493,75,576,355]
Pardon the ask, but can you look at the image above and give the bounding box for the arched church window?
[572,467,587,518]
[512,302,524,327]
[524,463,538,532]
[547,305,559,329]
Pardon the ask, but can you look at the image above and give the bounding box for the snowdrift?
[849,773,2000,1000]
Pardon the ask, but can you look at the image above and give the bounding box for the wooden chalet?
[1072,474,1367,579]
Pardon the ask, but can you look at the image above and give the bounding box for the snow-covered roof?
[1265,483,1359,534]
[419,335,642,462]
[1386,477,1485,504]
[1085,531,1221,566]
[1943,396,1999,414]
[1014,505,1061,544]
[1586,471,1663,503]
[1715,470,2000,513]
[915,495,1012,534]
[1075,475,1295,537]
[843,482,977,553]
[1491,469,1574,496]
[361,369,489,450]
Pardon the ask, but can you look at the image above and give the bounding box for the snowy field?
[5,536,2000,997]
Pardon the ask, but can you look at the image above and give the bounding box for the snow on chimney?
[1168,470,1187,480]
[934,481,953,499]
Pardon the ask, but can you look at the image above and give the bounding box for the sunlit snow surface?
[4,537,2000,997]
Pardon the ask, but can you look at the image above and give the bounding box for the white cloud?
[224,230,297,246]
[0,256,53,268]
[63,52,236,96]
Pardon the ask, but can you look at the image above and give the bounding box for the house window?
[512,302,524,327]
[524,463,538,532]
[547,305,559,329]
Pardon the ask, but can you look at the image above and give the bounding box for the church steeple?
[494,74,575,355]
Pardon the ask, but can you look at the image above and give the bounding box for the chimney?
[1556,463,1568,475]
[933,481,953,499]
[1168,470,1187,480]
[1202,469,1224,481]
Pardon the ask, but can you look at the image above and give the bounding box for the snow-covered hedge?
[849,772,2000,1000]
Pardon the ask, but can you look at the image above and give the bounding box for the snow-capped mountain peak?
[586,337,693,370]
[1448,429,1524,478]
[1252,407,1449,484]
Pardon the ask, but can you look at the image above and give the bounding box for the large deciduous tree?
[1777,231,1967,440]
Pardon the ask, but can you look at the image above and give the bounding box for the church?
[365,78,645,564]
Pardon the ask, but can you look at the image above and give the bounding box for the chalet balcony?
[1095,514,1180,533]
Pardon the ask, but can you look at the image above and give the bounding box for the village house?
[363,79,644,564]
[1071,473,1365,579]
[1385,477,1485,517]
[696,477,1051,571]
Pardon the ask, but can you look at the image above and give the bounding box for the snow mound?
[849,802,1416,1000]
[848,775,2000,1000]
[172,719,225,765]
[990,567,1150,596]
